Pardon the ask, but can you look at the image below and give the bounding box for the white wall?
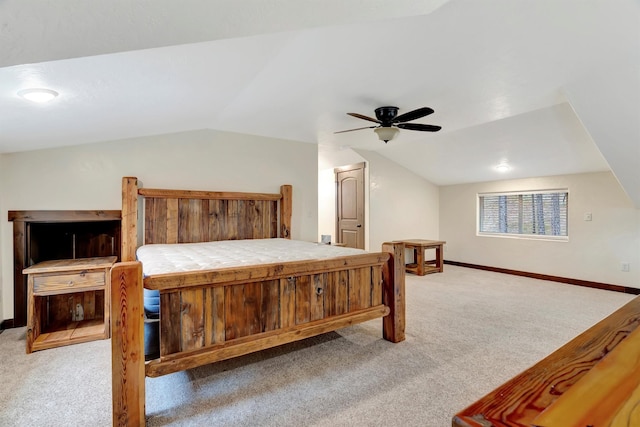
[440,171,640,288]
[318,146,440,253]
[0,129,318,320]
[357,149,440,251]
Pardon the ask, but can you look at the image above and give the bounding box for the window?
[478,190,568,239]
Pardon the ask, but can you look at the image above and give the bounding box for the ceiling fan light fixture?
[18,88,59,103]
[374,127,399,143]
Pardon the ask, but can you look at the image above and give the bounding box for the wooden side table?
[395,239,446,275]
[24,256,117,353]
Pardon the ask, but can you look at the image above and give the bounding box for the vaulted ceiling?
[1,0,638,205]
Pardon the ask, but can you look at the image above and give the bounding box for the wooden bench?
[452,295,640,426]
[395,239,445,275]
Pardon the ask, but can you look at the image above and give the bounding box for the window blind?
[479,190,568,237]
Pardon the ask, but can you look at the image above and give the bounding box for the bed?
[110,177,406,426]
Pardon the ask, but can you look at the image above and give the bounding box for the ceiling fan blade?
[397,123,442,132]
[393,107,434,123]
[334,125,377,134]
[347,112,381,124]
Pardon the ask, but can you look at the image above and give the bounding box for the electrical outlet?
[584,212,592,221]
[621,262,630,272]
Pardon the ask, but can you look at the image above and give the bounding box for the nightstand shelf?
[24,256,117,353]
[30,319,107,352]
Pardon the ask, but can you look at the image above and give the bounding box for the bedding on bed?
[136,238,368,276]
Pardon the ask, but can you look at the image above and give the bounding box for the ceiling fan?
[335,106,441,142]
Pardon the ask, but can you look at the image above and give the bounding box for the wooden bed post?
[382,241,405,343]
[280,185,292,239]
[122,177,139,262]
[111,261,145,427]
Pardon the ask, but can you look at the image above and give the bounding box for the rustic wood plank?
[261,280,280,332]
[348,267,371,311]
[144,198,160,244]
[323,270,348,317]
[178,199,210,243]
[610,382,640,427]
[382,242,405,343]
[178,199,193,243]
[83,291,96,320]
[452,296,640,427]
[121,177,138,262]
[166,198,179,244]
[180,288,205,351]
[372,266,382,306]
[250,200,263,239]
[243,282,262,336]
[96,290,105,318]
[226,200,238,240]
[198,200,210,242]
[237,200,249,239]
[280,185,292,239]
[310,274,326,321]
[224,285,241,340]
[12,220,28,327]
[47,294,70,325]
[9,210,121,222]
[102,266,111,338]
[531,324,640,427]
[280,278,296,328]
[259,201,270,238]
[212,287,225,344]
[144,198,156,242]
[324,271,337,317]
[159,292,181,355]
[207,199,223,242]
[269,200,278,238]
[111,261,145,427]
[26,275,36,353]
[225,283,262,340]
[295,275,312,324]
[24,256,117,273]
[138,188,282,201]
[347,269,360,312]
[146,305,389,377]
[336,270,348,316]
[144,253,389,291]
[204,287,224,346]
[204,288,214,346]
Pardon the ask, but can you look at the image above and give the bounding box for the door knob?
[357,224,362,228]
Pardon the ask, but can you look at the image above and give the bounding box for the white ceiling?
[1,0,639,205]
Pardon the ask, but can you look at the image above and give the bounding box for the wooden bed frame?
[110,177,406,426]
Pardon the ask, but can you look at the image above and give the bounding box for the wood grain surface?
[452,296,640,427]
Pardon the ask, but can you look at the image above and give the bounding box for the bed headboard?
[121,177,292,262]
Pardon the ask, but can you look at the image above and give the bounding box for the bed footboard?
[111,241,404,426]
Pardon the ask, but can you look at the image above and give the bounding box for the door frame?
[334,162,366,249]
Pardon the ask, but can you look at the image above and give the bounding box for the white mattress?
[136,238,368,276]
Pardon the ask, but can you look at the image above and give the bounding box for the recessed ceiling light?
[495,162,511,173]
[17,88,59,103]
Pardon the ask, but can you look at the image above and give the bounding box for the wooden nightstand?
[24,256,117,353]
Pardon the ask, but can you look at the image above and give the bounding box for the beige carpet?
[0,265,634,427]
